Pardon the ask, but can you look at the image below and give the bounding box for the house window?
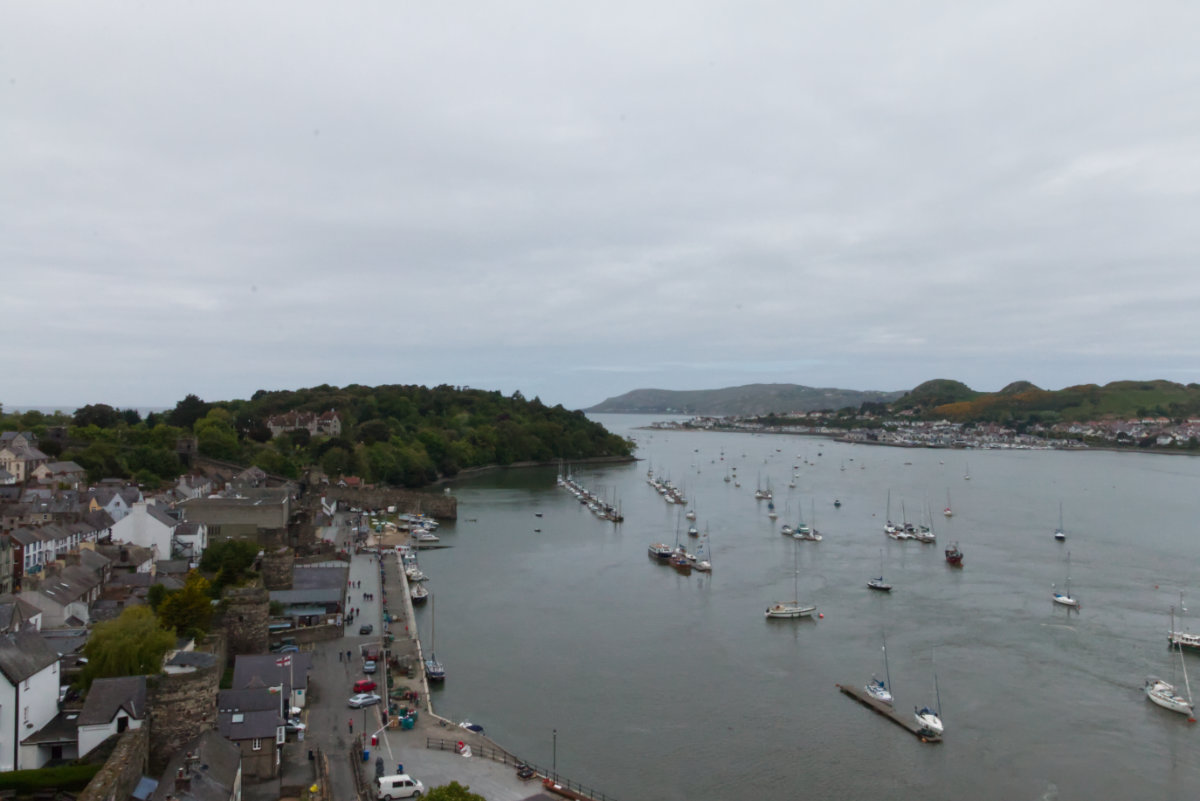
[252,738,262,751]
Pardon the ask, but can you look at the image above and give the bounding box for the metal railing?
[424,738,618,801]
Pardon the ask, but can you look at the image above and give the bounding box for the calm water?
[413,415,1200,801]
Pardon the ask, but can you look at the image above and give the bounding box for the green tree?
[424,782,487,801]
[81,606,176,689]
[158,572,214,639]
[168,394,211,429]
[200,539,260,589]
[73,404,121,428]
[194,411,241,460]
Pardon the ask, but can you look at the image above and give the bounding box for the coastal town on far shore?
[650,411,1200,453]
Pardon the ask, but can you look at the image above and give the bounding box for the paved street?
[264,511,555,801]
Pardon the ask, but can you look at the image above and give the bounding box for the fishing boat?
[765,540,816,619]
[1168,593,1200,651]
[1054,501,1066,541]
[1146,605,1195,718]
[868,549,892,592]
[648,542,672,560]
[944,541,963,566]
[1052,551,1080,608]
[865,635,894,706]
[914,652,944,736]
[794,500,822,541]
[424,592,445,682]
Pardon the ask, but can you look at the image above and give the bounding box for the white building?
[0,630,62,770]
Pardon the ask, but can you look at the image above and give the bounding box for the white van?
[376,774,424,799]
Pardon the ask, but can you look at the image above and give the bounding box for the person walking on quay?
[348,718,354,733]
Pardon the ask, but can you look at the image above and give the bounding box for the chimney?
[175,766,190,793]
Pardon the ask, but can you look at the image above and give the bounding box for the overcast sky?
[4,2,1199,412]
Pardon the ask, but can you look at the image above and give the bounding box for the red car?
[354,679,377,693]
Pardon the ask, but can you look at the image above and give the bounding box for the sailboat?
[1054,502,1066,541]
[1145,604,1195,718]
[943,489,953,518]
[865,635,894,706]
[765,539,816,619]
[1052,551,1080,608]
[424,591,445,681]
[963,460,971,481]
[867,549,892,591]
[914,652,944,736]
[693,531,713,573]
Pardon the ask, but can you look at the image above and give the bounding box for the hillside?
[586,384,905,416]
[928,380,1200,423]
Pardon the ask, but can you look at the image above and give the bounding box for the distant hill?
[586,383,905,416]
[923,379,1200,423]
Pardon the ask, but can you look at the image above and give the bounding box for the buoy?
[818,613,824,619]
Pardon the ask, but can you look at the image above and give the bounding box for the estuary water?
[413,415,1200,801]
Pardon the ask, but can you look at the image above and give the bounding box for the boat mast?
[932,650,942,716]
[882,633,893,695]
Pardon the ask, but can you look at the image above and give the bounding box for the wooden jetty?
[836,683,942,743]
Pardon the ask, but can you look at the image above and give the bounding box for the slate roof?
[232,653,311,695]
[78,675,147,726]
[217,708,282,740]
[83,509,116,530]
[149,730,242,801]
[166,651,217,669]
[0,630,60,684]
[39,565,100,605]
[217,687,283,713]
[0,594,42,632]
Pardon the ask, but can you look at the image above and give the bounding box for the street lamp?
[552,728,557,780]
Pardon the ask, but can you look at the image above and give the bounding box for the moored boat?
[944,542,963,566]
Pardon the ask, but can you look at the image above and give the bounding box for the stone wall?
[146,638,224,774]
[320,487,457,520]
[78,727,149,801]
[222,585,270,656]
[261,547,295,590]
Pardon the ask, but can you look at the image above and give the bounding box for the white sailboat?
[765,539,816,619]
[1052,551,1080,608]
[424,591,445,681]
[694,531,713,573]
[943,488,953,518]
[1054,501,1066,541]
[914,651,944,736]
[794,499,822,541]
[865,634,894,706]
[963,460,971,481]
[1146,605,1195,718]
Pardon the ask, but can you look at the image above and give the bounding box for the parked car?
[285,717,306,733]
[273,644,300,654]
[363,659,377,674]
[376,774,424,800]
[359,624,374,635]
[348,693,382,708]
[354,679,378,693]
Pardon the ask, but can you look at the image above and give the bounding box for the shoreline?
[432,454,638,485]
[635,425,1200,458]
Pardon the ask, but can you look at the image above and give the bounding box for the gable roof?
[149,730,242,801]
[78,675,147,726]
[231,652,311,695]
[0,630,60,684]
[216,707,282,740]
[217,687,282,713]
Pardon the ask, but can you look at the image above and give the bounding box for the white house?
[76,675,147,757]
[0,630,62,770]
[110,503,180,562]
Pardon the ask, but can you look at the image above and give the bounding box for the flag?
[275,655,292,667]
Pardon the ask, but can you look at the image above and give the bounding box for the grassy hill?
[586,384,905,416]
[926,380,1200,423]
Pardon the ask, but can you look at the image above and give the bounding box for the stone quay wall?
[320,486,457,520]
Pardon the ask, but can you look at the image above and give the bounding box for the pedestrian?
[348,718,353,733]
[339,651,343,662]
[347,649,352,661]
